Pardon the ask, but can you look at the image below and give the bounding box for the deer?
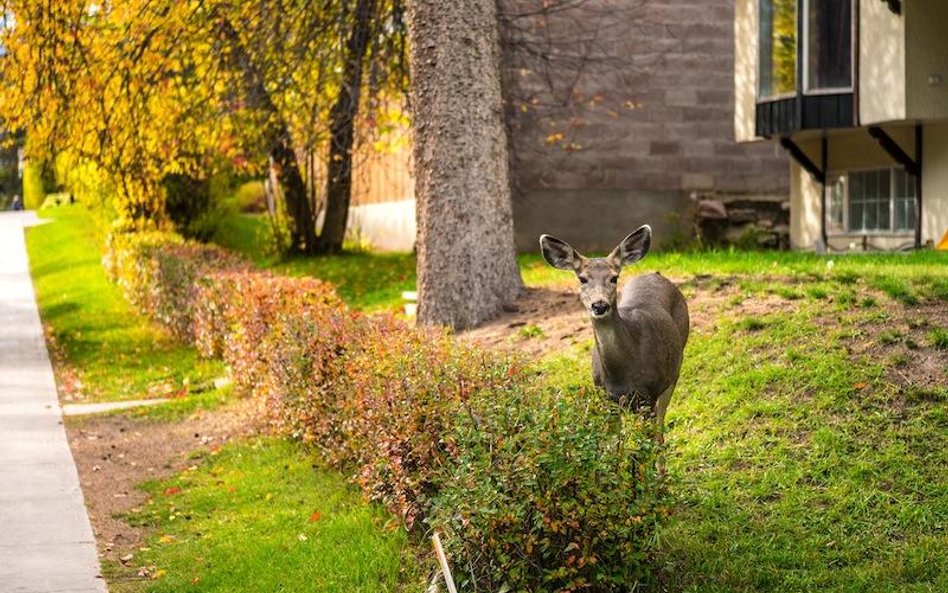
[539,225,689,441]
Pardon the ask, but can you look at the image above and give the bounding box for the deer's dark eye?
[578,276,589,284]
[610,276,619,284]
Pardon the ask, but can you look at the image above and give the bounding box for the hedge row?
[105,230,670,592]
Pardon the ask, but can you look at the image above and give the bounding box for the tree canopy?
[0,0,406,245]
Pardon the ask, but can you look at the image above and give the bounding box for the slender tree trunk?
[269,136,315,253]
[216,16,317,254]
[316,0,377,254]
[407,0,523,330]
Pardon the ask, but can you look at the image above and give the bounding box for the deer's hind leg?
[653,378,678,446]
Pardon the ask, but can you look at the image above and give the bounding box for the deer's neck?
[591,311,636,375]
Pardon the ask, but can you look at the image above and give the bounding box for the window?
[759,0,853,98]
[825,168,917,234]
[759,0,798,98]
[826,174,845,233]
[892,168,917,232]
[805,0,852,92]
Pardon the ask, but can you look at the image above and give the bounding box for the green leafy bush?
[162,173,228,241]
[340,324,525,527]
[105,231,248,340]
[232,180,267,212]
[105,228,669,590]
[431,388,669,593]
[200,272,345,398]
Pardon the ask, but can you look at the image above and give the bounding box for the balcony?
[755,0,855,137]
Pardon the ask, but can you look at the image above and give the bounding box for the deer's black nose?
[591,301,611,316]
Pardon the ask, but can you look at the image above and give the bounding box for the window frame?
[825,166,918,236]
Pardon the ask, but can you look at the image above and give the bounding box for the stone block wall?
[500,0,789,251]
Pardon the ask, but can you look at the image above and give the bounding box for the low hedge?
[106,229,670,592]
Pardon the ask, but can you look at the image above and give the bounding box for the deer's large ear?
[609,225,652,267]
[539,234,580,270]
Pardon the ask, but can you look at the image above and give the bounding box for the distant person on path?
[11,194,23,211]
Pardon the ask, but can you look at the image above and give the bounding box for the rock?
[697,199,727,220]
[727,208,758,224]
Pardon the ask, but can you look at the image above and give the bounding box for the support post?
[915,125,923,249]
[432,532,458,593]
[820,135,829,248]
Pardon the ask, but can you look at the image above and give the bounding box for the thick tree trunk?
[407,0,523,330]
[216,16,317,254]
[316,0,377,254]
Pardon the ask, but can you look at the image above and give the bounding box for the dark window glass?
[806,0,852,91]
[893,169,917,231]
[760,0,797,98]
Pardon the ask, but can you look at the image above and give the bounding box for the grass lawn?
[113,438,420,593]
[212,211,272,265]
[208,209,947,590]
[28,205,423,592]
[213,212,416,311]
[212,209,948,311]
[56,202,946,591]
[535,267,948,592]
[26,205,226,404]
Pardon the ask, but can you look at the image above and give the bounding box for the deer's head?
[539,225,652,319]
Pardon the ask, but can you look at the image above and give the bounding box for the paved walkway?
[0,212,106,593]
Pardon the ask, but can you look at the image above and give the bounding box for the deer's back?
[619,272,689,346]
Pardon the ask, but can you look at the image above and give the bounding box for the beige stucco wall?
[905,0,948,121]
[859,0,906,124]
[825,126,914,171]
[922,123,948,245]
[791,125,948,250]
[789,154,822,249]
[734,0,758,142]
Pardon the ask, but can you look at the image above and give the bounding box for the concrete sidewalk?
[0,211,106,593]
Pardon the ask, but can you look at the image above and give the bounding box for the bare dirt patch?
[65,396,265,572]
[459,278,789,357]
[846,300,948,395]
[461,287,591,357]
[460,279,946,398]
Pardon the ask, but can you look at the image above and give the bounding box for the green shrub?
[431,388,669,593]
[103,230,183,309]
[105,227,669,590]
[105,231,248,340]
[340,324,525,527]
[232,180,267,212]
[162,173,234,242]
